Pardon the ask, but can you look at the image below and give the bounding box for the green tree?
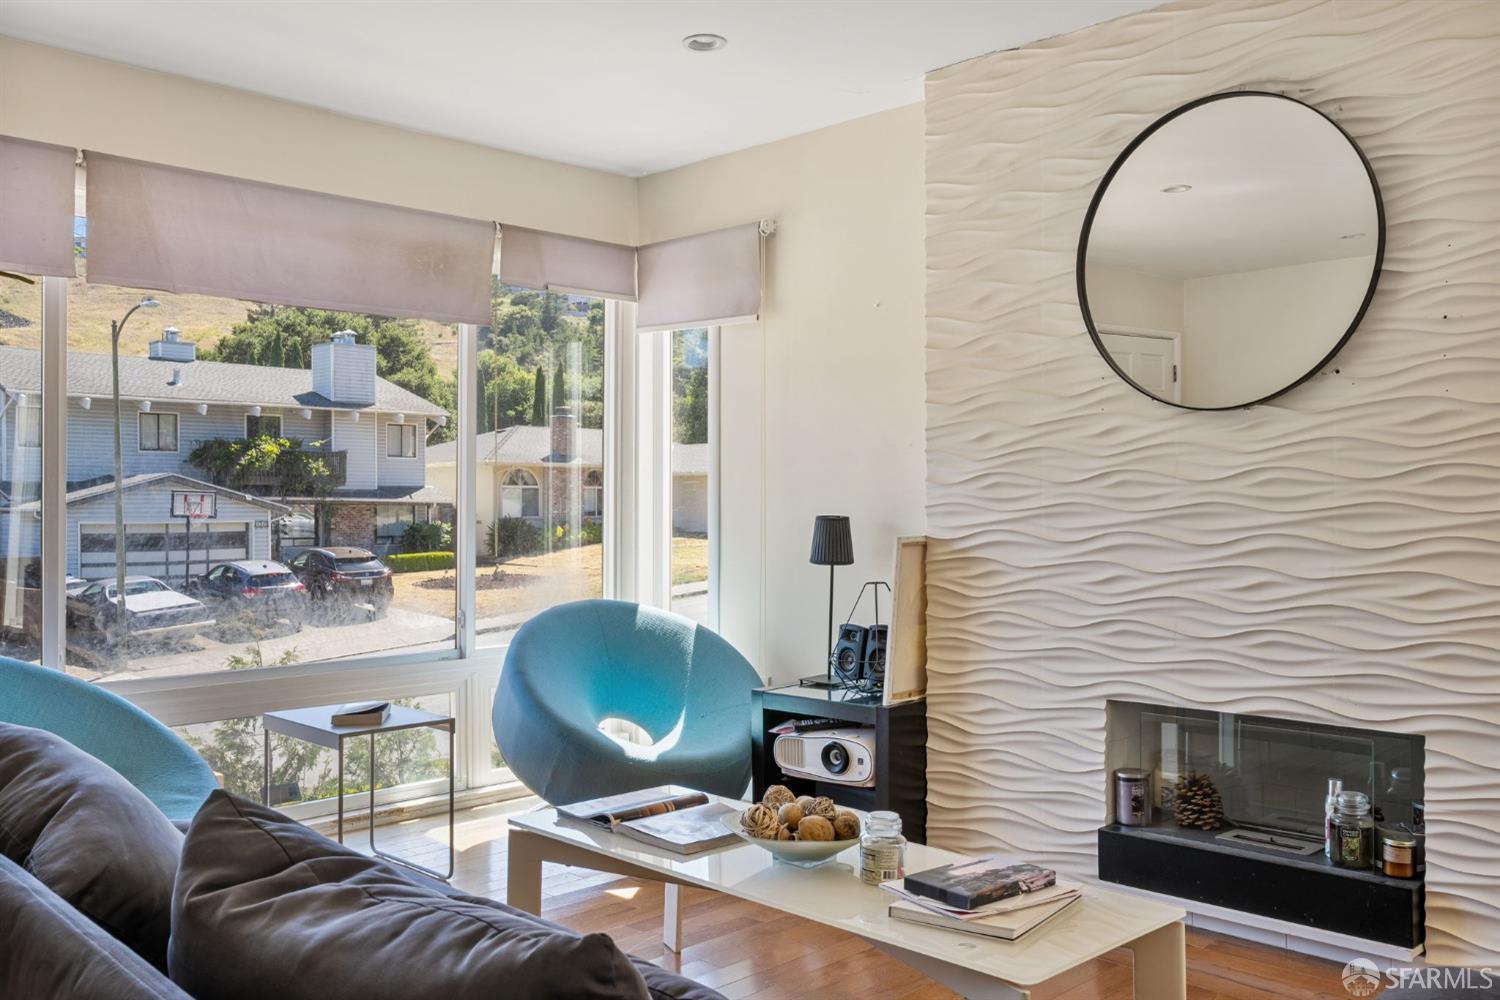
[476,350,534,432]
[552,362,565,414]
[204,305,457,443]
[531,365,547,425]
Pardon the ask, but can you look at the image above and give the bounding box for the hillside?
[0,273,458,376]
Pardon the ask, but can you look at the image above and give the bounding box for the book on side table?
[331,701,391,727]
[556,786,740,855]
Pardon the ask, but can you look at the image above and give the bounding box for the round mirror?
[1078,92,1383,410]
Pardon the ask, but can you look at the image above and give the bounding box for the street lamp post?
[109,297,160,619]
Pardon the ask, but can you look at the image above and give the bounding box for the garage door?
[79,522,250,583]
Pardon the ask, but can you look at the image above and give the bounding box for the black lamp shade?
[809,515,854,566]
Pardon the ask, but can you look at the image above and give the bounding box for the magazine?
[903,859,1057,910]
[613,801,741,855]
[556,785,749,854]
[556,786,710,826]
[888,894,1079,941]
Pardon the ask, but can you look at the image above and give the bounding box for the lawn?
[390,537,708,624]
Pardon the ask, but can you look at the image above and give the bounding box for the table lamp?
[804,515,853,688]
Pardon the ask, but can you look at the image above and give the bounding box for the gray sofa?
[0,721,723,1000]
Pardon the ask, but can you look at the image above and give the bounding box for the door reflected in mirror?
[1079,92,1382,409]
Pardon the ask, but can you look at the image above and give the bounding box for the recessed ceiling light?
[683,33,728,53]
[1339,232,1367,240]
[1160,184,1193,194]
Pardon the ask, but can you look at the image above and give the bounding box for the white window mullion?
[455,323,478,658]
[706,326,722,631]
[40,275,68,669]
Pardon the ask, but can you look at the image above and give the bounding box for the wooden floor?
[359,798,1359,1000]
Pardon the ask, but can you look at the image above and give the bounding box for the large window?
[16,402,41,449]
[138,412,179,452]
[671,328,712,625]
[62,225,461,679]
[472,286,607,649]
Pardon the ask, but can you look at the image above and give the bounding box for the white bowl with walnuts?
[722,785,862,867]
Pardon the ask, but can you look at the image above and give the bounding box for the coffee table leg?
[663,883,684,953]
[869,940,1029,999]
[1127,920,1185,1000]
[507,829,545,915]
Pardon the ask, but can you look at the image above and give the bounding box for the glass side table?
[261,703,455,881]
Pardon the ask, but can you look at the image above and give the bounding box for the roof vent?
[168,367,183,386]
[331,330,358,346]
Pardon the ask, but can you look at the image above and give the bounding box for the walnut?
[833,811,861,840]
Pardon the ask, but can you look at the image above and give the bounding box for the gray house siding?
[59,400,334,484]
[332,411,378,489]
[376,418,427,488]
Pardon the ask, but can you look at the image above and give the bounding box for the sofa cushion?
[171,790,652,1000]
[0,851,191,999]
[426,884,727,1000]
[0,722,182,970]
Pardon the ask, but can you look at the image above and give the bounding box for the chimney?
[148,327,197,363]
[311,330,377,406]
[550,406,576,463]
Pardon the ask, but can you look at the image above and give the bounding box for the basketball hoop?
[170,490,217,520]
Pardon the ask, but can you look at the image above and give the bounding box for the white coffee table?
[507,801,1185,1000]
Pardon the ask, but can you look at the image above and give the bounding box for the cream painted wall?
[0,37,637,244]
[637,105,927,678]
[1084,261,1182,333]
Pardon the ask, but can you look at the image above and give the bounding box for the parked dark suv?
[287,547,393,616]
[190,560,309,628]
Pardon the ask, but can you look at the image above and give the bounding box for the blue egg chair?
[494,600,761,805]
[0,656,218,823]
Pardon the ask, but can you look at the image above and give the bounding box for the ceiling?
[0,0,1157,177]
[1087,94,1380,279]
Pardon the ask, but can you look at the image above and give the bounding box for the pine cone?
[1172,772,1224,831]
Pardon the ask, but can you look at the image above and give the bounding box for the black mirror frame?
[1076,90,1386,411]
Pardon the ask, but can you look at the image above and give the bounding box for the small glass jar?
[1381,830,1418,879]
[1333,790,1375,869]
[860,810,906,886]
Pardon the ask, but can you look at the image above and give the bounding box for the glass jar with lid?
[1333,790,1375,869]
[860,811,906,885]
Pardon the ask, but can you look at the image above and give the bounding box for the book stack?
[884,860,1081,941]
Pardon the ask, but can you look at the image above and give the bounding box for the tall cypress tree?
[531,365,546,425]
[552,362,565,414]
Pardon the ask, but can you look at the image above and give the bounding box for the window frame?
[386,422,418,459]
[245,413,282,439]
[137,410,180,452]
[499,467,541,520]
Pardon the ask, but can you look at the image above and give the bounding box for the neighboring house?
[0,330,449,583]
[426,408,708,547]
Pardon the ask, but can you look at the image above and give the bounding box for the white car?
[66,576,215,640]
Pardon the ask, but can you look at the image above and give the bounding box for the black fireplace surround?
[1097,701,1425,948]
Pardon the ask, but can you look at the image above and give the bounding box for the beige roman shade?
[85,153,496,325]
[0,136,78,277]
[636,222,762,332]
[498,225,637,301]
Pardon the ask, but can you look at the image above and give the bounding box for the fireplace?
[1098,700,1425,948]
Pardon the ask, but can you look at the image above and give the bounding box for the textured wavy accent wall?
[923,0,1500,964]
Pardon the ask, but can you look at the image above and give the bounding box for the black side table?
[262,704,455,881]
[751,684,927,843]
